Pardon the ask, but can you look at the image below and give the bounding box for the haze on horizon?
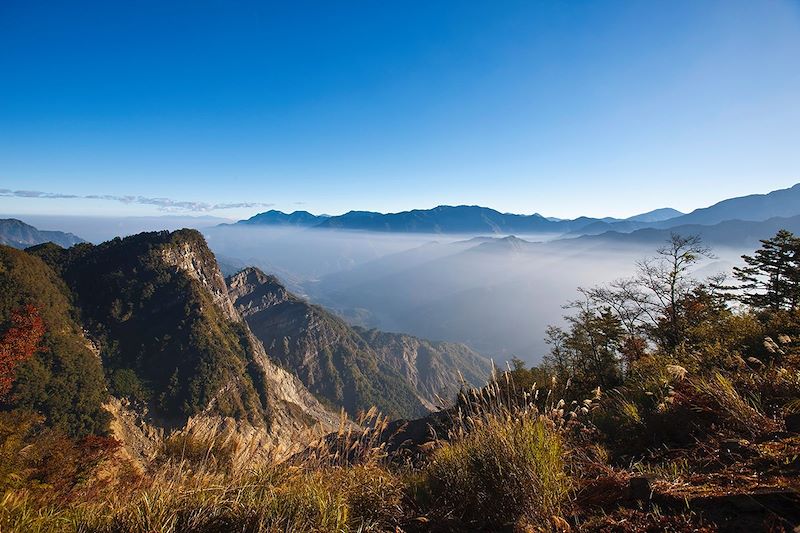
[2,0,800,220]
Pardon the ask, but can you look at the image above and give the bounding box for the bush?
[0,410,122,504]
[419,410,570,530]
[109,368,150,403]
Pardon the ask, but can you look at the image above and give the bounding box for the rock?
[226,266,491,418]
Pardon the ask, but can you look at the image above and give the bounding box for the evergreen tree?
[733,230,800,312]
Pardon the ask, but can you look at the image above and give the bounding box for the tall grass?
[0,408,408,533]
[413,376,575,530]
[0,375,579,533]
[421,410,569,530]
[688,371,779,438]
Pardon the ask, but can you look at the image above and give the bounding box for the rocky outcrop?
[227,267,491,418]
[157,233,340,451]
[356,328,492,410]
[228,267,428,418]
[227,268,292,316]
[161,235,239,322]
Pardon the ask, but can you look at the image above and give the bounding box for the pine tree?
[733,230,800,311]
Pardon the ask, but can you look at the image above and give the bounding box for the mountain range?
[566,183,800,237]
[231,182,800,238]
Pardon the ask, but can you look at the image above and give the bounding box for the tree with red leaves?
[0,304,45,399]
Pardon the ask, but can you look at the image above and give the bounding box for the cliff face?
[356,328,492,409]
[228,267,428,418]
[227,267,491,417]
[27,230,338,456]
[160,237,240,322]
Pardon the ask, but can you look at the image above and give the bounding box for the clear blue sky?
[1,0,799,219]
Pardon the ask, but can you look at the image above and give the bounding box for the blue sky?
[1,0,799,219]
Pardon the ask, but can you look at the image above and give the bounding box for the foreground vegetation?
[2,230,800,531]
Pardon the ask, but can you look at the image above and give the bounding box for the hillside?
[355,326,491,408]
[0,218,85,248]
[27,230,338,442]
[227,267,490,417]
[0,244,109,437]
[5,229,800,531]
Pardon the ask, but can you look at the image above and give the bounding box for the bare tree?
[575,233,714,353]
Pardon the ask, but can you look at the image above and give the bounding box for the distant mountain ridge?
[572,183,800,236]
[232,183,800,236]
[239,210,328,227]
[567,214,800,249]
[236,205,605,234]
[655,183,800,227]
[626,207,684,223]
[0,218,85,248]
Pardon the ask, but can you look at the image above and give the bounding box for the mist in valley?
[201,225,745,365]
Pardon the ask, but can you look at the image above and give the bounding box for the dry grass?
[0,379,580,533]
[420,410,569,530]
[2,356,798,533]
[687,371,779,438]
[410,378,576,530]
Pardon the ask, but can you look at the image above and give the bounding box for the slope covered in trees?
[0,245,109,436]
[355,326,491,409]
[28,231,344,434]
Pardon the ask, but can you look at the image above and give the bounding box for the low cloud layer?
[0,188,274,212]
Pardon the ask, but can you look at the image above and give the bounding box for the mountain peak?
[227,267,297,317]
[626,207,684,223]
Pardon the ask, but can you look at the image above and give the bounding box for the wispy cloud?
[0,189,274,212]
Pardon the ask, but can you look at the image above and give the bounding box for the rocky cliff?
[227,267,491,417]
[356,327,492,409]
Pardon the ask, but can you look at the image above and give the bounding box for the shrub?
[109,369,150,404]
[419,410,570,530]
[0,410,122,504]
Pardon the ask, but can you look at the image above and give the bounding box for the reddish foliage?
[77,434,123,470]
[19,430,124,502]
[0,304,45,399]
